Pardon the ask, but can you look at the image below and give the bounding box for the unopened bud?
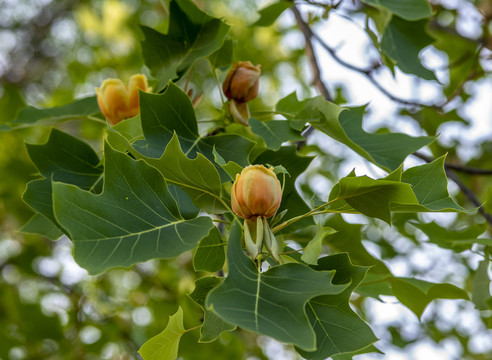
[95,74,151,125]
[231,165,282,219]
[222,61,261,103]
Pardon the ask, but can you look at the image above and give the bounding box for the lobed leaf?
[298,253,378,360]
[134,83,254,182]
[10,96,101,128]
[253,0,292,27]
[140,0,230,88]
[188,276,235,342]
[278,94,433,172]
[381,17,436,80]
[207,222,348,351]
[138,307,185,360]
[22,129,103,233]
[193,226,226,272]
[53,141,214,274]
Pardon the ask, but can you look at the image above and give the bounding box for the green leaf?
[113,132,227,213]
[332,344,383,360]
[337,107,433,171]
[207,221,348,351]
[298,254,378,360]
[111,115,144,143]
[189,276,235,342]
[301,226,337,265]
[410,221,489,251]
[0,83,25,124]
[19,213,64,241]
[329,175,419,223]
[381,17,436,80]
[472,260,491,310]
[135,83,254,182]
[140,0,230,87]
[389,277,469,318]
[212,146,243,181]
[10,96,101,128]
[23,129,103,229]
[324,215,391,274]
[138,307,185,360]
[193,227,226,272]
[52,141,214,274]
[395,156,470,212]
[208,39,234,69]
[249,118,303,151]
[361,0,432,21]
[283,95,433,171]
[254,146,315,233]
[431,28,481,97]
[253,0,292,27]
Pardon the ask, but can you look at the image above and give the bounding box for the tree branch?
[414,152,492,175]
[291,5,333,102]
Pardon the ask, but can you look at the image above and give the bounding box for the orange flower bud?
[222,61,261,103]
[95,74,151,125]
[231,165,282,219]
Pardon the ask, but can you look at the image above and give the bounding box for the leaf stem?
[184,324,202,333]
[85,115,108,125]
[271,198,338,234]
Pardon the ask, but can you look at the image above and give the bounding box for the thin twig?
[292,5,333,102]
[414,152,492,175]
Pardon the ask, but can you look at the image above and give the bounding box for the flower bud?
[231,165,282,219]
[96,74,151,125]
[222,61,261,103]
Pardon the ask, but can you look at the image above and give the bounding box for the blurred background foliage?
[1,0,492,359]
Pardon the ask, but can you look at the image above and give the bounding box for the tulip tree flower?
[231,165,282,260]
[222,61,261,126]
[96,74,151,125]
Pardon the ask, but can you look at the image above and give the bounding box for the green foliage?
[140,0,230,88]
[3,0,490,359]
[138,307,186,360]
[9,96,101,128]
[253,0,292,27]
[207,222,348,351]
[381,17,436,80]
[53,141,214,274]
[361,0,432,21]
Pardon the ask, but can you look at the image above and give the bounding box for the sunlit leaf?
[301,226,336,265]
[138,307,185,360]
[278,94,433,171]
